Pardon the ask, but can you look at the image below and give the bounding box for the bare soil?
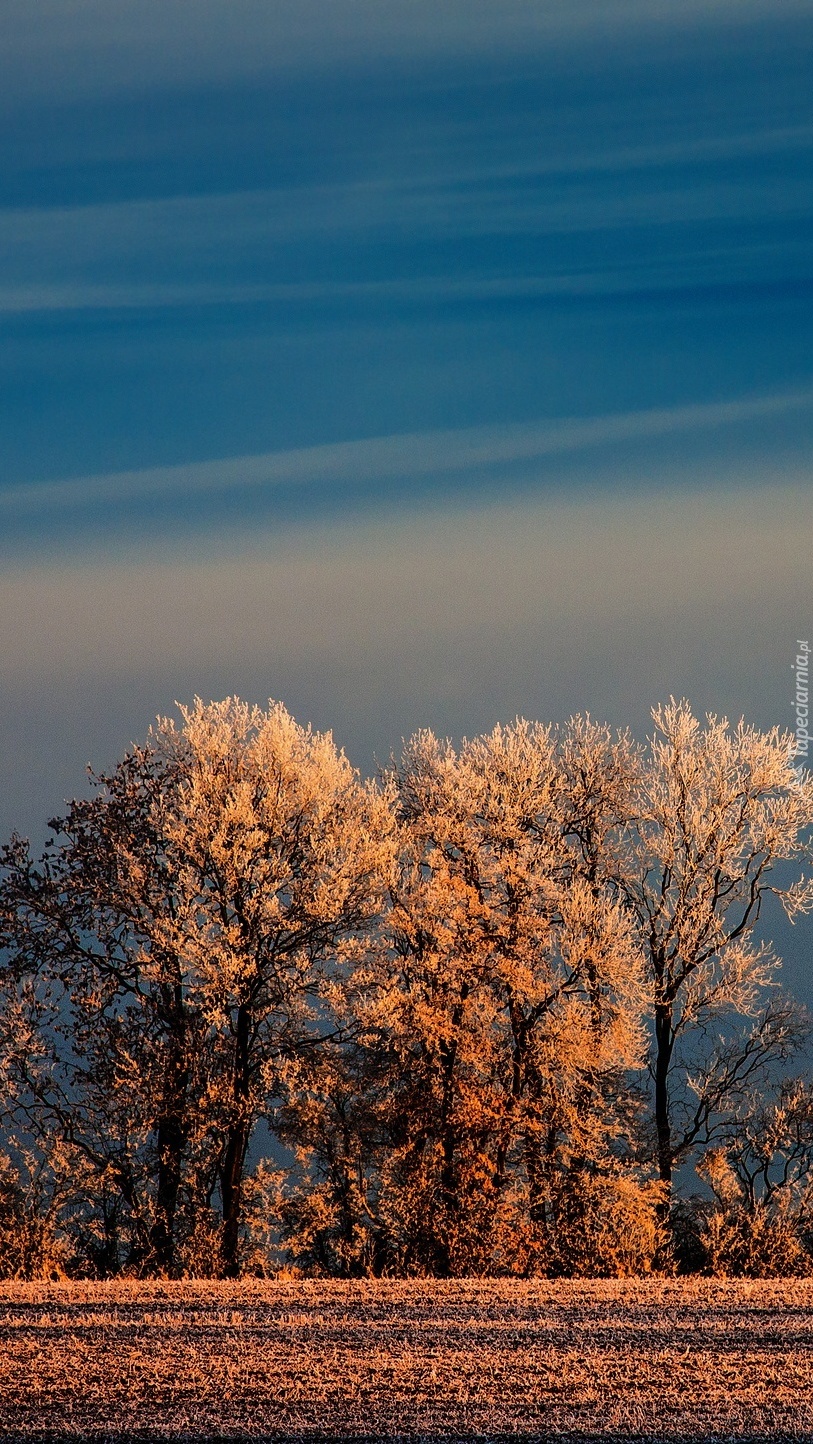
[2,1277,812,1441]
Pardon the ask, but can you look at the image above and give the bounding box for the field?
[1,1278,812,1442]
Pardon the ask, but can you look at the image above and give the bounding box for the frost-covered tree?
[619,701,813,1235]
[692,1074,813,1276]
[152,698,394,1274]
[3,695,813,1279]
[355,719,652,1275]
[0,743,208,1274]
[0,698,393,1276]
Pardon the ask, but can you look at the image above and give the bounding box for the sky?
[1,0,812,987]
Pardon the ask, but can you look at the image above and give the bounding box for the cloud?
[0,265,807,318]
[3,0,810,103]
[0,471,808,768]
[2,387,811,533]
[0,469,806,701]
[2,124,810,312]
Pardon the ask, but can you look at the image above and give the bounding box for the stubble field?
[2,1277,812,1442]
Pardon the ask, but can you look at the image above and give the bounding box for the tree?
[696,1071,813,1276]
[272,1033,393,1277]
[619,700,813,1244]
[154,698,394,1275]
[357,719,651,1275]
[4,694,813,1279]
[0,745,211,1275]
[0,698,394,1276]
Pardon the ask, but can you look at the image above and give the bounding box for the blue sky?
[1,0,812,985]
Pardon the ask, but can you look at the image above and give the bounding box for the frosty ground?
[1,1277,810,1441]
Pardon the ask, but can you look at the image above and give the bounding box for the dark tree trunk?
[220,1117,251,1277]
[149,983,191,1274]
[434,987,468,1277]
[219,1002,252,1278]
[653,1000,675,1257]
[493,1006,523,1194]
[151,1106,186,1273]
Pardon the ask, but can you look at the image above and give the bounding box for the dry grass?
[2,1277,812,1441]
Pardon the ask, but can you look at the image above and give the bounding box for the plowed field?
[2,1278,811,1440]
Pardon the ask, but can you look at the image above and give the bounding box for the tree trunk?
[149,984,190,1274]
[653,1000,675,1260]
[219,1002,253,1277]
[220,1116,250,1277]
[434,987,468,1276]
[151,1107,186,1273]
[493,1004,523,1194]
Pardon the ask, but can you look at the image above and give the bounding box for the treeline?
[1,696,813,1280]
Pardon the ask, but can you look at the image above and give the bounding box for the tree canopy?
[1,697,812,1278]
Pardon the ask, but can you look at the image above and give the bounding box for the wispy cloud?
[1,141,809,286]
[1,104,809,322]
[2,261,809,317]
[3,0,811,104]
[3,385,811,529]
